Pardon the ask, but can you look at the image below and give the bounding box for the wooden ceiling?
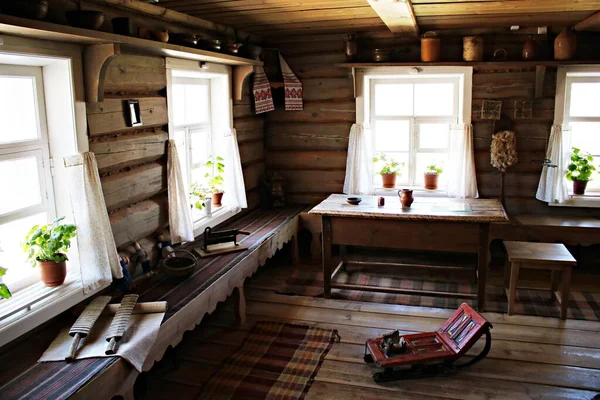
[157,0,600,37]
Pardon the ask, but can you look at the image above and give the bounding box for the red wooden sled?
[364,303,492,382]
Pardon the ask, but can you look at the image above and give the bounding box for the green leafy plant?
[189,183,211,210]
[0,267,11,299]
[373,153,404,176]
[205,155,225,193]
[426,164,443,175]
[566,147,597,182]
[23,217,77,266]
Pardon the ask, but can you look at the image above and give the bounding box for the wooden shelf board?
[0,14,262,67]
[336,60,600,68]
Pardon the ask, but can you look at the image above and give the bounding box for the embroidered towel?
[252,66,275,114]
[279,53,303,111]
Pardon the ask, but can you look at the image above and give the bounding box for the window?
[0,65,55,290]
[564,74,600,192]
[370,77,459,188]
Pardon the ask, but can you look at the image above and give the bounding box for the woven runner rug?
[279,269,600,322]
[199,321,339,400]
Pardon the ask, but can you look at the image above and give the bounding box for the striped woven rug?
[279,269,600,322]
[199,321,339,400]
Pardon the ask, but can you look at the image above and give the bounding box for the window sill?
[375,186,448,198]
[549,194,600,208]
[0,273,107,348]
[192,204,241,238]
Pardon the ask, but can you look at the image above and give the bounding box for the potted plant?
[23,217,77,287]
[0,267,11,299]
[424,164,443,190]
[373,153,403,188]
[566,147,597,195]
[206,155,225,206]
[190,183,212,216]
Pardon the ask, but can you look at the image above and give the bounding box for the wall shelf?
[0,14,262,67]
[336,60,600,69]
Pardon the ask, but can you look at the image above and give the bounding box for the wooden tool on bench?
[194,226,250,257]
[66,295,112,362]
[364,303,492,383]
[105,294,139,355]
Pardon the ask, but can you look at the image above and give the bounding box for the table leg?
[477,223,490,311]
[508,262,519,315]
[560,267,571,320]
[322,216,332,299]
[551,270,560,292]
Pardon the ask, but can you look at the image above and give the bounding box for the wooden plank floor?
[144,259,600,400]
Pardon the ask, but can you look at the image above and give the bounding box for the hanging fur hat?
[490,130,518,172]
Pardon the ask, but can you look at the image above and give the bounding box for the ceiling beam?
[574,10,600,31]
[367,0,419,36]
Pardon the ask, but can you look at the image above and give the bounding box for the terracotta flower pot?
[424,173,439,190]
[212,192,224,206]
[573,180,588,195]
[381,173,397,188]
[38,259,67,287]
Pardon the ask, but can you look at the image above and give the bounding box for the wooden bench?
[0,205,305,400]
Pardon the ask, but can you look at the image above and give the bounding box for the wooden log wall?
[266,32,600,217]
[86,54,264,277]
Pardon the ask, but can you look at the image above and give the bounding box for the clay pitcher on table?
[398,189,414,209]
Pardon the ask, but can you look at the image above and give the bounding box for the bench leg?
[503,258,510,288]
[322,217,332,299]
[560,268,571,320]
[508,262,519,315]
[551,270,560,292]
[234,286,246,325]
[291,235,299,266]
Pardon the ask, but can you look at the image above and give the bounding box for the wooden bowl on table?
[346,197,362,205]
[162,249,197,279]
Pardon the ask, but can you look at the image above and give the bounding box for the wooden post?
[477,223,490,311]
[322,216,332,299]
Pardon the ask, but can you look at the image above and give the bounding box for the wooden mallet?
[105,294,139,355]
[66,295,112,362]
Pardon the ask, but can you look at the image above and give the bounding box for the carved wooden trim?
[233,65,254,101]
[83,43,121,103]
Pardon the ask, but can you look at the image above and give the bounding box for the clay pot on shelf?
[154,30,169,43]
[424,172,439,190]
[65,10,105,30]
[212,192,224,207]
[1,0,49,20]
[38,259,67,287]
[398,189,414,209]
[372,48,391,62]
[554,28,577,60]
[381,173,397,188]
[463,36,484,62]
[573,180,588,195]
[345,33,358,61]
[522,36,538,60]
[223,41,243,54]
[111,17,133,36]
[138,26,153,40]
[492,48,507,61]
[421,31,441,62]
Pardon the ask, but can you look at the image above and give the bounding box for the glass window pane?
[189,128,210,166]
[172,84,186,126]
[374,120,410,152]
[0,76,39,144]
[185,84,210,125]
[0,155,43,215]
[419,123,450,150]
[570,122,600,156]
[0,212,47,285]
[416,153,449,186]
[569,82,600,117]
[374,83,413,116]
[374,152,408,187]
[414,83,454,116]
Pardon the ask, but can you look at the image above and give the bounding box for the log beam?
[574,10,600,31]
[535,65,546,99]
[367,0,419,36]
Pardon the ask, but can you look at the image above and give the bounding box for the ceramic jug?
[554,28,577,60]
[398,189,414,209]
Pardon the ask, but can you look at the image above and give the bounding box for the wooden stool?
[503,241,576,320]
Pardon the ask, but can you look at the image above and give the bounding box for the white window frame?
[550,65,600,208]
[0,36,107,349]
[166,58,239,236]
[356,67,472,196]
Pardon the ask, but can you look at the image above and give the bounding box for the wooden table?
[309,194,508,310]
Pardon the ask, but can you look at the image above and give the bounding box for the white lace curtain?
[225,128,248,210]
[167,140,194,244]
[66,152,121,294]
[343,124,374,195]
[447,124,479,198]
[536,124,569,203]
